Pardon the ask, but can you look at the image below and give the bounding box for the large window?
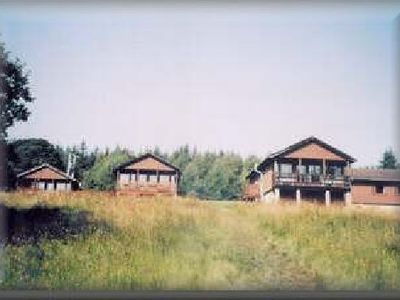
[280,164,293,176]
[139,174,147,182]
[159,175,170,183]
[149,174,158,183]
[308,165,321,175]
[327,166,342,177]
[56,182,66,191]
[38,182,45,190]
[120,173,130,184]
[296,165,306,175]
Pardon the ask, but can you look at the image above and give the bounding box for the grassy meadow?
[0,191,399,290]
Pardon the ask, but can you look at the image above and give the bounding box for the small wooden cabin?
[16,163,79,191]
[115,153,180,197]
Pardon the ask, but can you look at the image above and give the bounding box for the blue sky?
[0,2,399,166]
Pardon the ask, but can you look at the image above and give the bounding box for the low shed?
[348,168,400,206]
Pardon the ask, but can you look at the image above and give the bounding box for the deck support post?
[296,188,301,205]
[325,189,331,206]
[345,191,352,206]
[259,173,264,202]
[274,187,280,202]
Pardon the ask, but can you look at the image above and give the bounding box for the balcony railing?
[275,172,350,188]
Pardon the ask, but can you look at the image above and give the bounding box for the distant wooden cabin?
[115,153,180,197]
[347,168,400,206]
[243,136,356,205]
[16,163,79,192]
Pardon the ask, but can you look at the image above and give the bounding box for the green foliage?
[379,149,398,169]
[178,150,260,200]
[66,140,97,181]
[204,154,243,200]
[168,145,195,171]
[82,148,130,190]
[181,152,217,199]
[7,138,65,185]
[0,41,34,140]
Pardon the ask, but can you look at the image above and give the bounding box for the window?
[327,166,342,177]
[139,174,147,182]
[397,186,400,195]
[309,165,321,175]
[375,185,384,194]
[38,182,45,190]
[159,175,170,183]
[280,164,293,175]
[119,173,130,184]
[149,174,158,183]
[47,182,55,190]
[296,165,306,175]
[56,182,65,191]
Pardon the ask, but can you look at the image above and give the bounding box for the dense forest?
[6,138,261,200]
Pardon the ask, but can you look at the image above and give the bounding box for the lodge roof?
[245,169,261,180]
[257,136,356,171]
[348,168,400,182]
[114,153,181,173]
[16,163,78,181]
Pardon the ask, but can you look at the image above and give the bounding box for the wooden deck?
[116,182,177,197]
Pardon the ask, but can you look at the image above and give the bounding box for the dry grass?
[0,191,399,290]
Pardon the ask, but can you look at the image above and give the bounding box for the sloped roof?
[16,163,78,181]
[114,153,180,173]
[245,169,261,180]
[258,136,356,171]
[348,168,400,182]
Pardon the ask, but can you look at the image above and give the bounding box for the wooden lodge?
[16,163,80,192]
[243,136,356,205]
[114,153,180,197]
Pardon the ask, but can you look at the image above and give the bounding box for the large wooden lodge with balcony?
[243,136,400,206]
[243,136,355,205]
[114,153,180,197]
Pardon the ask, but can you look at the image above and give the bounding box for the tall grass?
[0,192,399,290]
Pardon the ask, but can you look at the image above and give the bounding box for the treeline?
[6,138,260,200]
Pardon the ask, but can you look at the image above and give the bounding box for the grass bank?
[0,192,399,290]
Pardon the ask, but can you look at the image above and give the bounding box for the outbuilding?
[348,168,400,206]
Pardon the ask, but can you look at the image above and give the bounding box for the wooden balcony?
[117,182,177,197]
[275,173,350,189]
